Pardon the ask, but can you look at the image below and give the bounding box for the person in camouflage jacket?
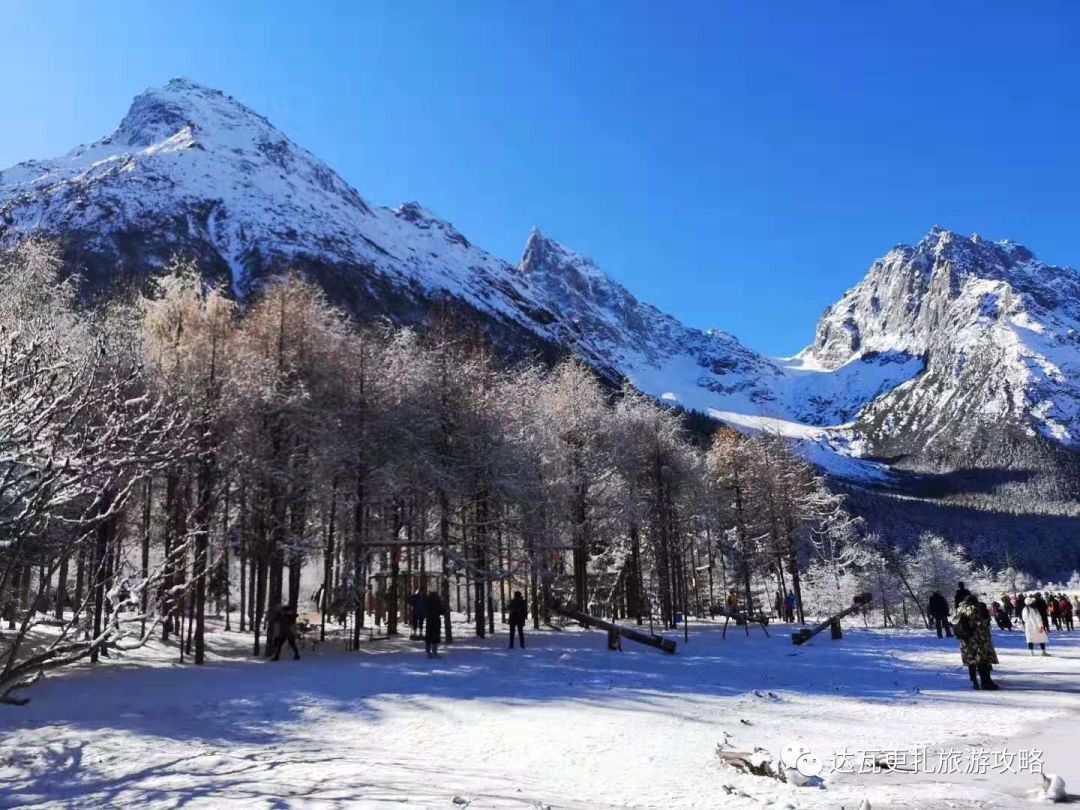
[954,595,999,690]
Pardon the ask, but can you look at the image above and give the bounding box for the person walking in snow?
[954,595,999,690]
[928,590,952,638]
[774,591,784,621]
[954,581,971,610]
[508,590,527,649]
[267,602,301,661]
[1001,593,1014,620]
[1058,595,1073,632]
[408,587,425,640]
[1033,592,1051,630]
[1021,595,1050,656]
[784,591,796,622]
[991,601,1012,631]
[424,588,444,658]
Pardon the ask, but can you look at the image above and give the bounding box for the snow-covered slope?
[519,229,924,424]
[3,79,1079,487]
[517,229,923,479]
[0,80,574,353]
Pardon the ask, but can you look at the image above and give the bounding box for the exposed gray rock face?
[518,229,784,411]
[803,228,1080,476]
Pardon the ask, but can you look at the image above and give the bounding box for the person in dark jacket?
[408,588,425,640]
[955,595,999,690]
[268,602,300,661]
[424,589,444,658]
[928,591,952,638]
[1000,593,1013,620]
[954,581,971,610]
[1032,593,1050,629]
[991,601,1012,631]
[508,590,527,649]
[1060,595,1074,632]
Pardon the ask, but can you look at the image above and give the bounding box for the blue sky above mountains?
[3,1,1078,354]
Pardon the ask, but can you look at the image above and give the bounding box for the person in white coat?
[1022,596,1050,656]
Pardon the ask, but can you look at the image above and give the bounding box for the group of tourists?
[985,589,1075,641]
[406,587,530,656]
[772,590,797,623]
[925,580,1070,690]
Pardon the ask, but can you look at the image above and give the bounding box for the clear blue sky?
[3,2,1079,355]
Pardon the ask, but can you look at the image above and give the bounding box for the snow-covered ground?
[1,618,1077,809]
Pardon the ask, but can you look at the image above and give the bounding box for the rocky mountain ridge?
[3,79,1080,504]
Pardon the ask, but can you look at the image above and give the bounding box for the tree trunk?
[439,492,453,644]
[54,553,69,623]
[571,475,589,613]
[321,480,338,643]
[628,522,643,624]
[287,492,306,610]
[473,493,487,638]
[530,551,540,631]
[239,542,247,633]
[194,449,216,665]
[90,489,116,664]
[140,477,152,635]
[222,481,231,631]
[787,549,805,624]
[73,544,86,630]
[253,556,267,656]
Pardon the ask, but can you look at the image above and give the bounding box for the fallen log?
[792,592,872,645]
[547,601,676,654]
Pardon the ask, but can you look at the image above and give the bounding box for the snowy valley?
[4,618,1079,810]
[3,75,1080,810]
[5,80,1080,577]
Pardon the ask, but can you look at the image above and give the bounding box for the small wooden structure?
[709,605,771,638]
[792,592,872,645]
[547,600,676,654]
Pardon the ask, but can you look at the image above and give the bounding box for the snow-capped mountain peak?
[112,78,259,148]
[520,229,609,288]
[3,80,1080,487]
[802,227,1080,468]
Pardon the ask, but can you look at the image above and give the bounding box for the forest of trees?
[0,240,1042,703]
